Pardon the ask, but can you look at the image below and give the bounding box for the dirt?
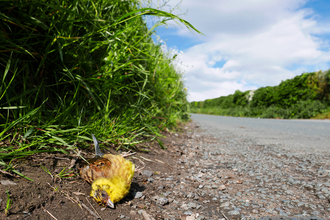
[0,124,197,220]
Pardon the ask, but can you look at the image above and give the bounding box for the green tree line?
[190,70,330,119]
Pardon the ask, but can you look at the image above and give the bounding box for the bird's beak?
[106,198,115,208]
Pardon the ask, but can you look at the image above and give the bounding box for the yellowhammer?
[79,134,135,208]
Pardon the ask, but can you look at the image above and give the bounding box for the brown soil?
[0,124,193,220]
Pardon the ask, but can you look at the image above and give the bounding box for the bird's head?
[90,178,115,208]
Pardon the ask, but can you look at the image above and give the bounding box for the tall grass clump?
[0,0,202,174]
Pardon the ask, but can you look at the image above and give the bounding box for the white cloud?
[153,0,330,101]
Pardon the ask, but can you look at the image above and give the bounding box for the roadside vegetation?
[0,0,202,179]
[189,70,330,119]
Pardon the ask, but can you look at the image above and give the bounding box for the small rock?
[147,178,154,183]
[187,202,197,209]
[157,197,169,206]
[220,202,230,207]
[0,180,17,186]
[120,215,125,218]
[219,185,226,190]
[133,192,143,199]
[158,185,164,190]
[228,210,240,215]
[141,170,153,177]
[130,210,137,216]
[184,211,193,215]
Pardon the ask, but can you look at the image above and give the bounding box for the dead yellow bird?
[79,134,135,208]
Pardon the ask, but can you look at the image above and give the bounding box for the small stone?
[101,207,106,211]
[157,197,169,206]
[0,180,17,186]
[147,178,154,183]
[158,185,164,190]
[141,170,153,177]
[184,211,193,215]
[120,215,125,219]
[251,209,258,214]
[220,202,230,207]
[228,210,240,215]
[212,185,218,189]
[187,202,197,209]
[134,192,143,199]
[138,210,144,215]
[219,185,226,190]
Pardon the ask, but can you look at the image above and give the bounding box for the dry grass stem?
[139,156,154,162]
[85,197,103,220]
[42,207,58,220]
[131,156,145,165]
[154,159,173,169]
[141,210,152,220]
[121,151,136,157]
[221,211,230,220]
[81,203,100,219]
[0,169,15,176]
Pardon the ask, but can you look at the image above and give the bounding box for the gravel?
[129,115,330,219]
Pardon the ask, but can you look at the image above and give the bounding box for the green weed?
[5,190,12,216]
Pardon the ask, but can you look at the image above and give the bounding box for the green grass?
[0,0,202,178]
[5,189,12,216]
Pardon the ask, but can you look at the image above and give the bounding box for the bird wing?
[79,157,113,184]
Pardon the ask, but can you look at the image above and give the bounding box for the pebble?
[228,210,240,215]
[133,192,143,199]
[141,170,153,177]
[156,197,169,206]
[0,180,17,185]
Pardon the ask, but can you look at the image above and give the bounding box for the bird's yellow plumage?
[79,134,135,208]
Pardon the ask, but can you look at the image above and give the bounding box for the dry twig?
[42,207,58,220]
[131,156,145,165]
[221,211,230,220]
[85,197,103,220]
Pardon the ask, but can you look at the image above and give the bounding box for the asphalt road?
[190,113,330,155]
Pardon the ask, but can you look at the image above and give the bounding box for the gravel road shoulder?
[0,121,329,220]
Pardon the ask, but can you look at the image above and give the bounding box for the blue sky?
[149,0,330,102]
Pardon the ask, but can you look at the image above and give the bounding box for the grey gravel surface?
[127,115,330,220]
[186,114,330,219]
[190,114,330,155]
